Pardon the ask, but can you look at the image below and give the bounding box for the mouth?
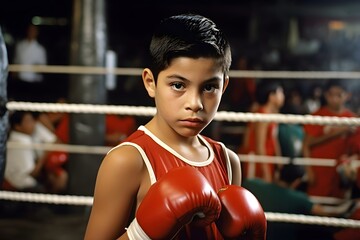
[180,118,205,128]
[183,117,203,123]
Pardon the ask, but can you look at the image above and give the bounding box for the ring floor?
[0,202,89,240]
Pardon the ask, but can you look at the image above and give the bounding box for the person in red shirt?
[239,80,285,182]
[303,79,357,199]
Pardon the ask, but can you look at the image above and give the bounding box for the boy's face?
[325,86,349,111]
[15,113,36,135]
[144,57,228,137]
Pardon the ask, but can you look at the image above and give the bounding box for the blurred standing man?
[10,23,47,101]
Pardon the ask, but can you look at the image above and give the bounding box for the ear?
[142,68,156,98]
[222,75,229,94]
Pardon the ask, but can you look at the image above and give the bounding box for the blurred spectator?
[304,83,323,114]
[239,80,285,182]
[32,109,68,193]
[303,79,357,199]
[278,88,306,159]
[243,164,357,240]
[3,111,67,193]
[9,23,47,102]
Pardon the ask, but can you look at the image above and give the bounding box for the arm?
[84,145,145,240]
[307,126,352,147]
[302,134,315,185]
[227,148,241,186]
[255,122,272,182]
[30,154,47,178]
[311,200,356,218]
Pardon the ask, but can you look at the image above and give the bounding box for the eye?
[203,83,218,93]
[170,82,185,91]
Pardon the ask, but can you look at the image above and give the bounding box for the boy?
[239,80,285,182]
[4,111,67,193]
[303,79,356,199]
[85,14,266,240]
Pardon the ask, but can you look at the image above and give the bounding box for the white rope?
[6,101,156,116]
[0,191,93,206]
[0,190,358,228]
[7,142,111,155]
[8,64,360,79]
[6,141,358,167]
[238,154,342,167]
[7,101,360,126]
[6,142,360,168]
[265,212,360,228]
[8,64,142,76]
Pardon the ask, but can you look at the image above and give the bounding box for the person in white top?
[4,111,67,193]
[9,24,47,101]
[13,24,46,82]
[5,111,46,191]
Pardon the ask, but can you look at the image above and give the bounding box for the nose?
[186,90,203,112]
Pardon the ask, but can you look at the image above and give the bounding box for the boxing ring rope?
[4,65,360,229]
[8,64,360,79]
[7,101,360,126]
[1,190,360,228]
[5,142,360,168]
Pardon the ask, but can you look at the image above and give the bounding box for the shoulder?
[343,109,356,117]
[312,106,328,116]
[94,145,145,203]
[102,144,144,177]
[9,131,32,143]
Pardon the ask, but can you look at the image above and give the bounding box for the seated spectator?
[36,97,68,134]
[3,111,67,193]
[242,164,357,240]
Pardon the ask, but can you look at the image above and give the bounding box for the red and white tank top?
[113,125,232,190]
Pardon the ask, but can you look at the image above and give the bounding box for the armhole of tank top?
[218,141,232,184]
[108,142,157,185]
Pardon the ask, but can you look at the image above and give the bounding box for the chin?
[179,127,203,137]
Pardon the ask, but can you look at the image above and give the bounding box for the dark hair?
[324,79,348,92]
[255,80,282,105]
[149,13,232,80]
[279,164,305,184]
[9,111,32,129]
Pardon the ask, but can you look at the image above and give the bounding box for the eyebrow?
[166,74,222,83]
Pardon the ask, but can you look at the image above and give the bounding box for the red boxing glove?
[216,185,267,240]
[127,166,221,240]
